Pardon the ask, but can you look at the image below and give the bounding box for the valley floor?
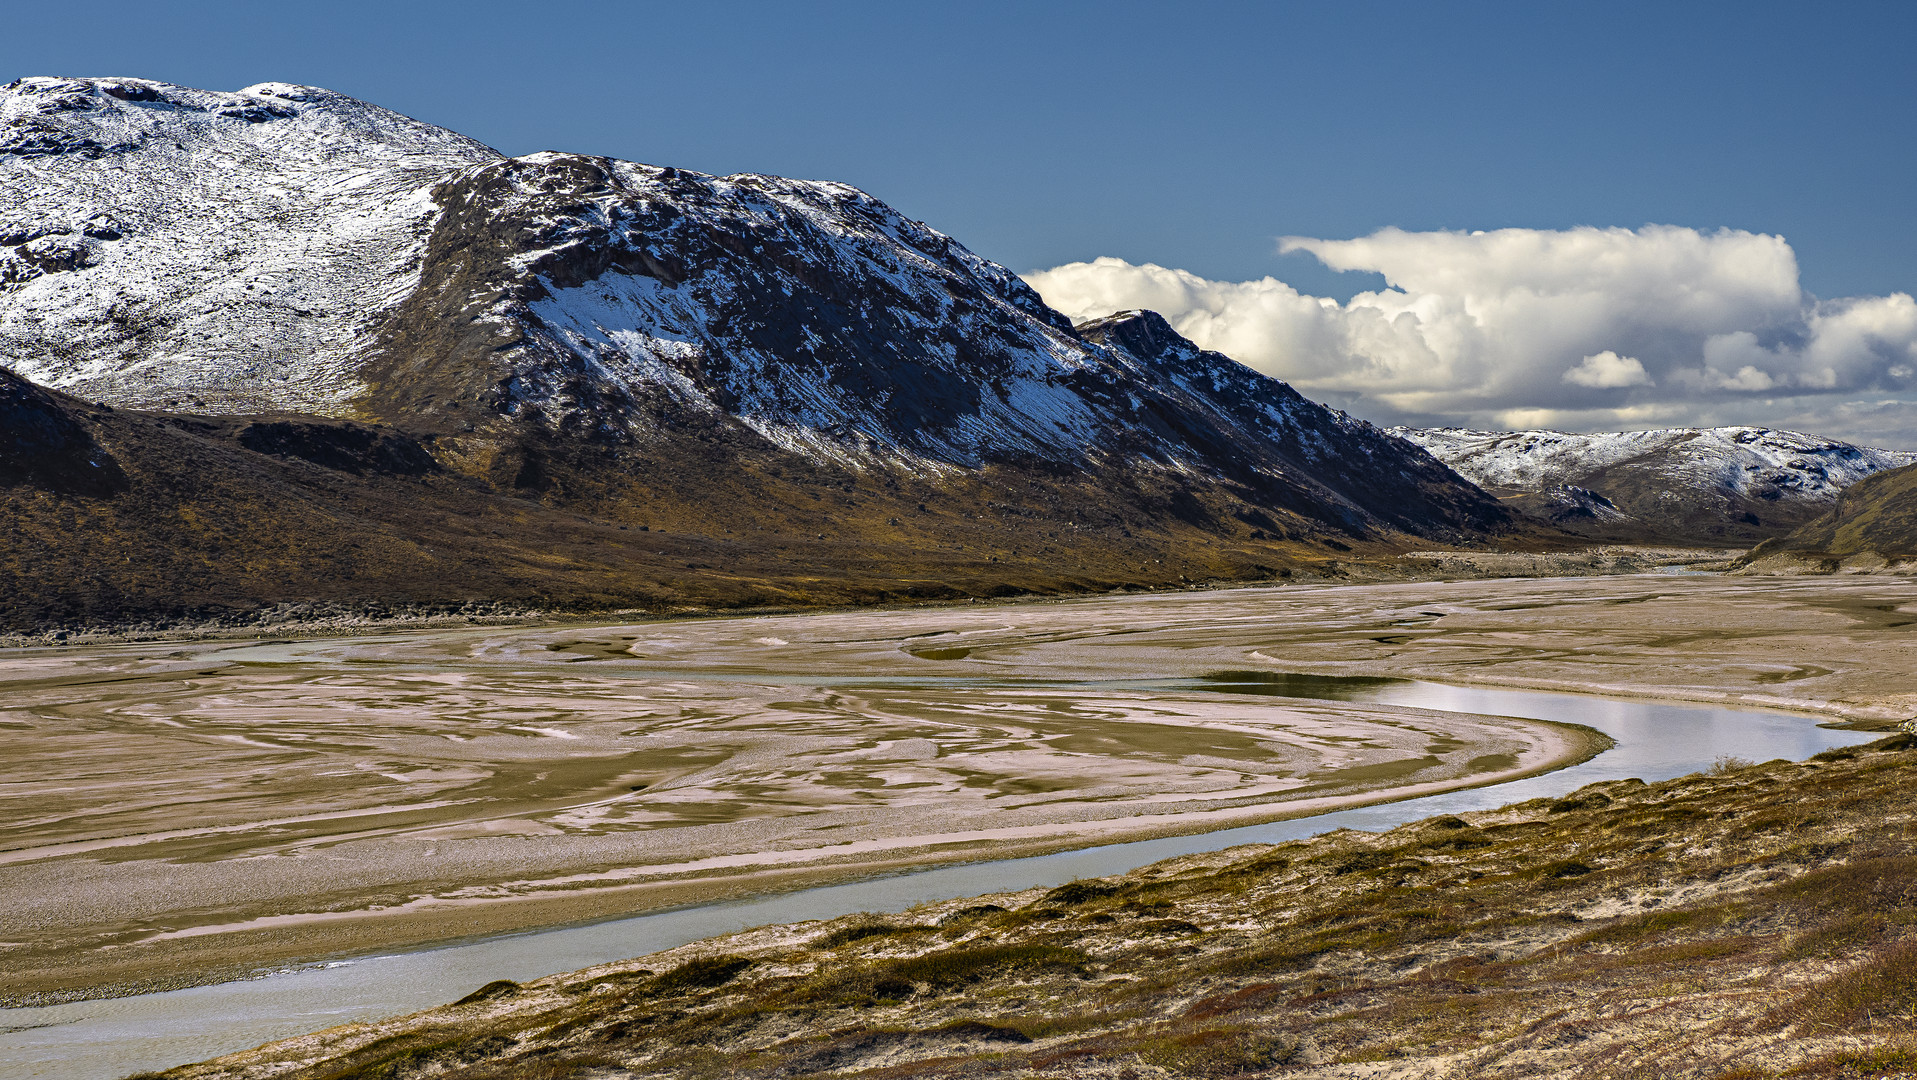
[5,574,1915,1013]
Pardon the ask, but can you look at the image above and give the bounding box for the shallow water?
[0,677,1877,1080]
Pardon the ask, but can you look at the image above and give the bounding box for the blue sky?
[10,0,1911,297]
[10,1,1917,440]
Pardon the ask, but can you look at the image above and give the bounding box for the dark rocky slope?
[0,365,127,496]
[0,358,1528,633]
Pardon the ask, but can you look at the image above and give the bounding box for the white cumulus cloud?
[1025,225,1917,446]
[1563,351,1652,388]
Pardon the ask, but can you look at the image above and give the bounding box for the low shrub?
[1212,851,1293,880]
[311,1031,515,1080]
[1783,1040,1917,1077]
[1420,832,1494,853]
[1781,913,1890,961]
[1041,880,1122,906]
[885,942,1087,988]
[1183,982,1289,1021]
[1205,942,1331,978]
[1137,1026,1303,1076]
[792,942,1088,1005]
[1571,906,1720,947]
[809,922,932,949]
[1136,918,1205,936]
[936,903,1006,926]
[646,955,753,996]
[453,980,521,1006]
[445,1050,622,1080]
[1594,935,1760,971]
[1765,858,1917,917]
[1330,850,1400,876]
[930,1019,1032,1043]
[1550,791,1614,812]
[1775,940,1917,1030]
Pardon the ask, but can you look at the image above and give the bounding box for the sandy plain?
[3,573,1911,1005]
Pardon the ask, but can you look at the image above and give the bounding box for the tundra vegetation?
[155,733,1917,1079]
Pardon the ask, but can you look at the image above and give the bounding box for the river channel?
[0,675,1879,1080]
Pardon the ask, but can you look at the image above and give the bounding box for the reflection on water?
[1185,670,1408,700]
[0,681,1879,1080]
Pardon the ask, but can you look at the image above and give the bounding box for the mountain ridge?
[0,77,1543,630]
[1394,424,1917,544]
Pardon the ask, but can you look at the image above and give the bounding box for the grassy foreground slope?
[159,734,1917,1080]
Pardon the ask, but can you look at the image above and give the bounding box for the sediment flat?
[4,574,1910,1004]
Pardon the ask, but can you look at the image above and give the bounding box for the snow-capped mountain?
[359,149,1484,528]
[0,77,498,413]
[1397,426,1917,502]
[1394,425,1917,543]
[1,76,1513,558]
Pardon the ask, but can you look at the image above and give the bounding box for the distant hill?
[1747,462,1917,563]
[1394,426,1917,546]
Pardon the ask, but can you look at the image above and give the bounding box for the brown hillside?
[1752,462,1917,561]
[2,368,1475,633]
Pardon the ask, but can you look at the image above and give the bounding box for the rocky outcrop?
[0,367,125,496]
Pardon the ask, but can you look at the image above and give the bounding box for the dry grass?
[1774,941,1917,1031]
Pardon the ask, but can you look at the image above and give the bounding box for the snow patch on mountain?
[481,156,1155,469]
[1396,425,1917,505]
[0,76,498,412]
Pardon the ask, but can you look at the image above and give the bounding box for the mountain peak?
[0,77,499,414]
[1073,308,1182,358]
[0,76,496,157]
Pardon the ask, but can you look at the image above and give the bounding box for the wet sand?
[4,574,1910,1003]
